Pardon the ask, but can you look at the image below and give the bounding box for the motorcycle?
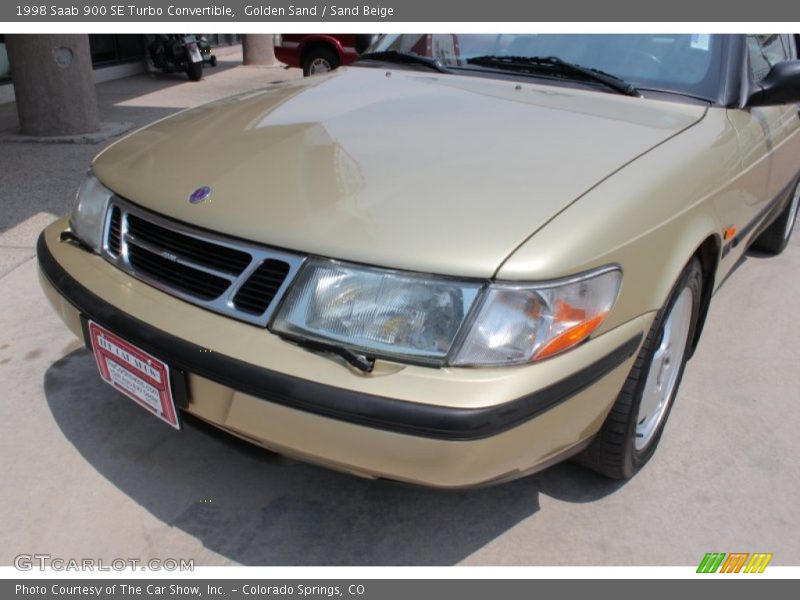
[147,34,214,81]
[198,36,218,68]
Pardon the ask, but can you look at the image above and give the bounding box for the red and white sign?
[88,321,180,429]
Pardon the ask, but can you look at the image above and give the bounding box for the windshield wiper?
[280,335,376,373]
[465,55,641,97]
[355,50,452,74]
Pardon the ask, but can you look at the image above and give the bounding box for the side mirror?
[747,60,800,106]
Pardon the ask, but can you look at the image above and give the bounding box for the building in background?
[0,35,9,80]
[0,34,244,105]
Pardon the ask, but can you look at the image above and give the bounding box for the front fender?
[496,107,744,334]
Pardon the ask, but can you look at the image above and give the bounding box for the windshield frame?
[359,34,741,106]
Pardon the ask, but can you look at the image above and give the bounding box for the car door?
[758,35,800,201]
[726,35,800,244]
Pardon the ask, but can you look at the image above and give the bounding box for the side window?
[746,34,791,82]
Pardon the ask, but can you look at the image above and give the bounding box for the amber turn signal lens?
[449,267,621,367]
[533,311,609,360]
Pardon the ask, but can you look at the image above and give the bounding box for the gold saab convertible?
[38,34,800,487]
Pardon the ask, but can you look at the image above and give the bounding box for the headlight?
[271,259,482,364]
[273,34,283,47]
[450,267,622,366]
[69,170,114,252]
[273,259,621,368]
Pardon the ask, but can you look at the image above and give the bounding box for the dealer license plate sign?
[88,321,180,429]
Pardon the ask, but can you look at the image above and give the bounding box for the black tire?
[186,61,203,82]
[750,179,800,255]
[303,46,339,76]
[574,258,703,479]
[209,55,218,67]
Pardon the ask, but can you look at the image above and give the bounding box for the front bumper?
[38,218,650,487]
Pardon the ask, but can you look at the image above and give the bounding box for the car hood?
[93,67,706,278]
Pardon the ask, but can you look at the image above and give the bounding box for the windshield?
[366,34,726,100]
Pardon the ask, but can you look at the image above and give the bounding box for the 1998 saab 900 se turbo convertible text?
[38,34,800,487]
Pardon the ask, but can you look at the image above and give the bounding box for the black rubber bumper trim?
[37,232,642,441]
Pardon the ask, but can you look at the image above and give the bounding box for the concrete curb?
[0,121,136,144]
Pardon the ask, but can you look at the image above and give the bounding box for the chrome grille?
[127,243,231,301]
[126,213,252,275]
[233,259,292,315]
[107,206,122,257]
[101,197,306,327]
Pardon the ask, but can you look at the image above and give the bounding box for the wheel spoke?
[635,287,693,450]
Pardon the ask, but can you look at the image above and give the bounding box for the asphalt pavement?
[1,47,798,566]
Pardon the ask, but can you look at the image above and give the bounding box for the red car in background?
[274,34,377,76]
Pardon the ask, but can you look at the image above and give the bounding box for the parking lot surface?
[1,48,799,565]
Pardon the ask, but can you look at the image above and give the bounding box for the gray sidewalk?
[0,44,299,273]
[1,55,799,566]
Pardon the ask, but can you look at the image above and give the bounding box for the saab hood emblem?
[189,186,212,204]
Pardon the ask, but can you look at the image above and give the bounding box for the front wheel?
[186,61,203,81]
[575,258,703,479]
